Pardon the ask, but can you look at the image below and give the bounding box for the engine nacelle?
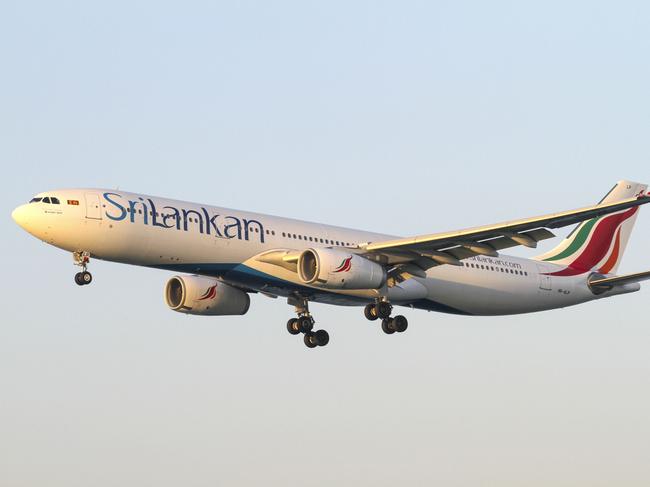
[297,248,387,290]
[164,275,250,316]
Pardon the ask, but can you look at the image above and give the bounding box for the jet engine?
[297,248,386,289]
[164,275,250,316]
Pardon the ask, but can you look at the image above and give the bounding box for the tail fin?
[534,180,647,275]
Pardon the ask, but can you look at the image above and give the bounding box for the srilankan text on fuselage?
[103,192,266,243]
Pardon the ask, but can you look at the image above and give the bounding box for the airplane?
[12,180,650,349]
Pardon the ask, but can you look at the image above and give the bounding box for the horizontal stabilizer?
[588,270,650,291]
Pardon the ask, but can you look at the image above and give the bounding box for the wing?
[360,194,650,280]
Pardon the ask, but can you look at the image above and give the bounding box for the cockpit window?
[32,196,61,204]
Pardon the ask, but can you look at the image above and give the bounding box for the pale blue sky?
[2,1,650,486]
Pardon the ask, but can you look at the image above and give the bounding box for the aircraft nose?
[11,204,29,229]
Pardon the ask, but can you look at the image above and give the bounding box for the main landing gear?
[364,300,408,335]
[286,296,329,349]
[73,251,93,286]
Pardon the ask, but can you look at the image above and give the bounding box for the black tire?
[393,315,408,333]
[304,332,317,348]
[364,304,379,321]
[314,329,329,346]
[377,301,392,319]
[82,271,92,285]
[381,319,395,334]
[287,318,300,335]
[298,316,314,333]
[74,272,84,286]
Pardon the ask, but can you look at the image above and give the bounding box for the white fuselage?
[12,188,640,316]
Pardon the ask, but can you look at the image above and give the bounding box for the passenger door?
[85,193,102,220]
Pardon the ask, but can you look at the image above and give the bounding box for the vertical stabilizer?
[534,180,647,275]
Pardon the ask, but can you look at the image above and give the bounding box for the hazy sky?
[2,1,650,486]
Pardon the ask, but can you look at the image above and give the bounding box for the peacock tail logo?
[198,284,218,300]
[543,207,638,276]
[333,256,353,273]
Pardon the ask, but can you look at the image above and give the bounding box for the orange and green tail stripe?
[542,207,638,276]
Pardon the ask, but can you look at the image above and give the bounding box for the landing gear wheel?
[377,301,392,319]
[81,271,92,285]
[304,332,318,348]
[298,316,314,333]
[314,329,330,347]
[364,304,379,321]
[287,318,301,335]
[392,315,408,333]
[381,319,396,334]
[74,272,85,286]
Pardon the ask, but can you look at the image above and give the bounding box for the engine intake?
[297,248,386,290]
[164,275,250,316]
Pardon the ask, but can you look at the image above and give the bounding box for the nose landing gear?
[364,300,408,335]
[73,251,93,286]
[287,296,329,348]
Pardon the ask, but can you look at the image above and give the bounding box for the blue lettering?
[127,200,138,223]
[244,219,265,243]
[103,192,127,221]
[138,198,149,225]
[162,206,180,230]
[105,194,267,244]
[148,199,167,228]
[224,216,242,239]
[182,209,204,233]
[202,208,223,237]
